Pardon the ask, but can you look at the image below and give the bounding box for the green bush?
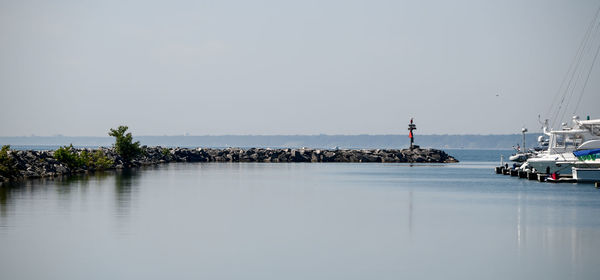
[0,145,20,179]
[89,150,114,170]
[109,126,142,162]
[54,145,114,170]
[162,148,171,157]
[54,144,84,169]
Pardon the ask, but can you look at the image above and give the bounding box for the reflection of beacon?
[408,118,417,149]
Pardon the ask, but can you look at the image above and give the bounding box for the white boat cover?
[577,119,600,126]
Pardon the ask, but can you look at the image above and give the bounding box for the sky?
[1,0,599,136]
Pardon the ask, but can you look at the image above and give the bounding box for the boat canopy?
[577,139,600,150]
[573,148,600,157]
[548,129,588,134]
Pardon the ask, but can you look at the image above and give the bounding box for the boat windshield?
[572,134,584,147]
[555,134,565,148]
[553,134,583,148]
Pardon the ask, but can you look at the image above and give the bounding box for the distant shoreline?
[5,145,516,151]
[0,134,542,150]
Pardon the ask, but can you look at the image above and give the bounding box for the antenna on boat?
[521,127,528,152]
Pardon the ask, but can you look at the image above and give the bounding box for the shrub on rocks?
[81,150,114,170]
[54,145,114,170]
[161,148,170,157]
[109,126,142,163]
[0,145,20,180]
[53,144,83,169]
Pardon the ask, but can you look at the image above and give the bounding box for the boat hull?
[572,168,600,182]
[527,155,576,175]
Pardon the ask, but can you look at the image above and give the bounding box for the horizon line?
[0,133,544,138]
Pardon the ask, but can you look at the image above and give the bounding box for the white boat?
[508,127,539,162]
[509,153,530,162]
[572,167,600,182]
[526,117,600,175]
[525,7,600,175]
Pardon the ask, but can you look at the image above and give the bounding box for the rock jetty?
[1,147,458,183]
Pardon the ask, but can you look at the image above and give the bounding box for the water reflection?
[517,191,524,252]
[0,184,15,219]
[512,185,600,275]
[113,169,141,218]
[1,164,599,279]
[408,190,413,236]
[0,170,136,226]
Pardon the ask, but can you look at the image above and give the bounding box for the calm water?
[1,150,599,280]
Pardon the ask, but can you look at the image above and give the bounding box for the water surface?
[1,151,599,279]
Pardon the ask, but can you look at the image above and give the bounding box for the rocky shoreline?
[1,146,458,183]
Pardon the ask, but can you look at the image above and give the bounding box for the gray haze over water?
[1,0,600,136]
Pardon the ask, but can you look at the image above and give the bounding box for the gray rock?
[6,146,457,181]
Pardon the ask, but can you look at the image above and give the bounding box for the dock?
[493,166,594,184]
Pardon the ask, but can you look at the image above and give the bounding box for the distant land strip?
[0,134,542,150]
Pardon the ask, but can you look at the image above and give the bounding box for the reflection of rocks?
[114,169,140,218]
[1,147,458,182]
[0,185,11,217]
[0,172,113,218]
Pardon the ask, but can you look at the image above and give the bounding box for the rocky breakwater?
[1,147,458,183]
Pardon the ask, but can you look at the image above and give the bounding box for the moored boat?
[526,117,600,175]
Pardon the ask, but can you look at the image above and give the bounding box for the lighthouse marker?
[408,118,417,149]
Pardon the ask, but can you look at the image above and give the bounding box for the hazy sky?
[1,0,599,136]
